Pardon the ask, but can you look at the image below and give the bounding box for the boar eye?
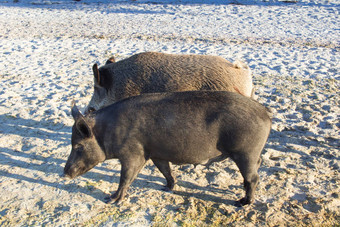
[88,107,96,113]
[95,86,107,97]
[74,145,84,154]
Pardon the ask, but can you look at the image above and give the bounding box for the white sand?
[0,0,339,225]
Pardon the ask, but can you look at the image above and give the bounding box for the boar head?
[64,102,106,179]
[85,63,116,114]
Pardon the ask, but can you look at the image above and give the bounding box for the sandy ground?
[0,0,339,226]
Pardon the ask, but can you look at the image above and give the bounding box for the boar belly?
[147,138,222,165]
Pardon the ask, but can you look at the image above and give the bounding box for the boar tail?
[265,106,273,119]
[233,60,252,80]
[250,87,258,100]
[233,60,250,71]
[232,60,253,98]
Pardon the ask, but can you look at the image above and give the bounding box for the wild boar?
[64,91,271,206]
[85,52,254,113]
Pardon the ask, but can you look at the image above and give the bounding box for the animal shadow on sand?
[266,126,339,160]
[0,114,71,145]
[0,145,238,205]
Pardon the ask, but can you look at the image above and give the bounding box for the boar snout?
[63,164,73,179]
[63,159,82,179]
[60,172,71,180]
[63,166,79,179]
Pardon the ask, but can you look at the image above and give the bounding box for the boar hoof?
[104,193,127,205]
[105,197,123,205]
[236,197,253,207]
[161,186,173,192]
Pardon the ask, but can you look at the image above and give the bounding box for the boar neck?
[91,112,117,160]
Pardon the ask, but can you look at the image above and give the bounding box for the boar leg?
[234,155,262,206]
[152,159,176,191]
[105,156,146,204]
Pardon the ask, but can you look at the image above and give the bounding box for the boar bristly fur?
[86,52,253,113]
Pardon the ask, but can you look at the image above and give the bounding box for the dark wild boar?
[64,91,271,206]
[85,52,254,113]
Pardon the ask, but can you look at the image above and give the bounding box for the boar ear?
[95,68,113,91]
[105,57,115,65]
[71,101,83,120]
[93,63,100,86]
[71,102,92,138]
[76,117,92,138]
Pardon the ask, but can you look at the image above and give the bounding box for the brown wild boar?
[85,52,254,113]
